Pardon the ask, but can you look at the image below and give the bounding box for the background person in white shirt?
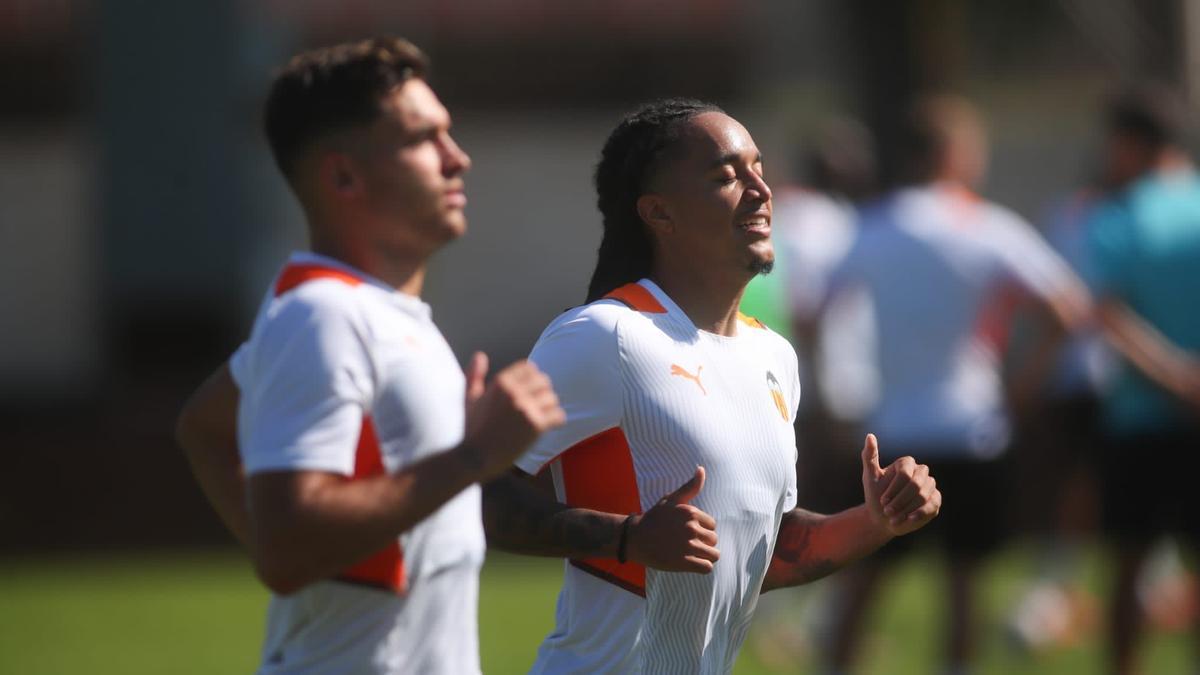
[482,98,942,674]
[821,95,1091,675]
[174,38,564,674]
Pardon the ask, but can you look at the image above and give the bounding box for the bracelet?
[617,514,635,564]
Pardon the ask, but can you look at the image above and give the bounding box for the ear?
[318,152,361,199]
[636,193,674,235]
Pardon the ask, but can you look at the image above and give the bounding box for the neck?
[308,218,428,297]
[1155,147,1192,172]
[650,257,750,337]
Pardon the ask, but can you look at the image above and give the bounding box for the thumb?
[860,433,883,480]
[665,466,705,505]
[465,351,488,404]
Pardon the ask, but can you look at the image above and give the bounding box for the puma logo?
[670,364,707,396]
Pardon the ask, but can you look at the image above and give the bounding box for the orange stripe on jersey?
[558,427,646,597]
[274,263,363,297]
[972,281,1025,355]
[737,312,766,329]
[944,184,983,227]
[337,417,407,593]
[604,283,667,314]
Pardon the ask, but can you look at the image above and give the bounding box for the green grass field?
[0,546,1192,674]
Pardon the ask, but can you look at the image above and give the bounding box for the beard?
[748,258,774,276]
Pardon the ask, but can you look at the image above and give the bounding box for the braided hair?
[586,98,725,303]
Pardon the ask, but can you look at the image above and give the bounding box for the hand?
[460,352,566,480]
[860,434,941,537]
[626,466,720,574]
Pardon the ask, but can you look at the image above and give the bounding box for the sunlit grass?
[0,546,1191,674]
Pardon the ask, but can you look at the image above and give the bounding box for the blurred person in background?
[821,94,1092,675]
[778,118,881,531]
[1002,175,1112,653]
[1083,84,1200,675]
[174,38,565,674]
[741,119,881,666]
[482,98,941,674]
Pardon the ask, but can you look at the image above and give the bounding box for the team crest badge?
[765,371,789,422]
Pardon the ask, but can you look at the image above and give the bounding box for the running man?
[175,38,563,674]
[482,99,942,674]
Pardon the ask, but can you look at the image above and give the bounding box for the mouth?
[445,187,467,209]
[738,213,771,237]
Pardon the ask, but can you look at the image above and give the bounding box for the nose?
[746,170,772,204]
[441,133,472,176]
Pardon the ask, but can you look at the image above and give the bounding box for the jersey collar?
[287,251,433,319]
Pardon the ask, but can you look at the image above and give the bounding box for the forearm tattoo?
[482,472,620,559]
[764,509,837,591]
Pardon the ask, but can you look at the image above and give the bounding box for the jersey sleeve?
[991,209,1081,302]
[238,287,375,476]
[515,303,624,475]
[228,341,249,389]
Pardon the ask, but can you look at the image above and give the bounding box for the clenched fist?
[460,352,566,480]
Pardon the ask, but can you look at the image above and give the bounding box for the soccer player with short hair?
[175,38,564,674]
[482,99,942,674]
[821,94,1092,675]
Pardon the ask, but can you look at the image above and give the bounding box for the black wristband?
[617,514,635,564]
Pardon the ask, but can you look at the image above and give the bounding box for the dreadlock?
[586,98,725,302]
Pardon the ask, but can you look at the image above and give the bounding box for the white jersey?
[516,279,800,675]
[230,251,484,675]
[829,184,1078,458]
[773,187,879,421]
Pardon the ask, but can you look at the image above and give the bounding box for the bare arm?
[483,465,722,573]
[248,356,565,594]
[482,470,626,559]
[1002,300,1071,420]
[249,447,491,594]
[1097,298,1200,413]
[763,435,941,592]
[762,505,888,591]
[175,363,249,548]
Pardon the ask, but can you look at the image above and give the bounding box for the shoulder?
[980,199,1031,229]
[535,299,627,345]
[529,300,633,376]
[270,276,366,320]
[535,280,675,346]
[251,277,373,359]
[978,201,1051,251]
[738,313,798,366]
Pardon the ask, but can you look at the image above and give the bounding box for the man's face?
[646,112,774,279]
[350,79,471,254]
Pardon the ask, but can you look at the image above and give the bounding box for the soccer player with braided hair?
[483,99,941,674]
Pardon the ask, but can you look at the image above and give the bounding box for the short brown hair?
[263,37,429,183]
[898,94,983,184]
